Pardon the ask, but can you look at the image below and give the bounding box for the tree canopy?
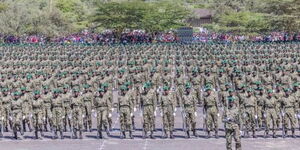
[0,0,299,36]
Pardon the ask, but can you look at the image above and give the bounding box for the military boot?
[206,131,211,139]
[35,131,39,140]
[292,130,296,138]
[120,131,125,139]
[150,131,155,139]
[215,130,219,139]
[186,131,190,139]
[97,130,102,139]
[53,129,58,139]
[60,130,64,139]
[253,131,257,138]
[129,131,134,139]
[170,131,174,139]
[79,130,83,139]
[193,129,198,138]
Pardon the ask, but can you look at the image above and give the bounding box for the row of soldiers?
[0,42,300,148]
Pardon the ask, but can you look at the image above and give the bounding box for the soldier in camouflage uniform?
[203,86,219,138]
[1,88,11,132]
[159,85,176,139]
[263,90,278,138]
[181,82,198,138]
[70,88,84,139]
[31,90,44,139]
[10,91,24,139]
[81,84,93,132]
[51,89,64,139]
[280,88,297,138]
[223,96,242,150]
[93,88,111,139]
[118,85,134,139]
[140,82,156,139]
[20,87,32,132]
[241,88,257,138]
[62,85,72,132]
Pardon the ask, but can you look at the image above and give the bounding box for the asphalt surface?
[0,107,300,150]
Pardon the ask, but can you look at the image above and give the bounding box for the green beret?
[53,89,62,93]
[185,82,191,89]
[228,88,234,92]
[1,88,8,92]
[34,90,40,95]
[97,88,104,92]
[227,96,235,102]
[83,84,90,89]
[120,85,128,91]
[101,83,109,88]
[163,85,170,91]
[20,87,26,91]
[267,89,273,93]
[293,82,299,87]
[13,91,21,96]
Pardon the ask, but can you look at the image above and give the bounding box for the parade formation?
[0,42,300,149]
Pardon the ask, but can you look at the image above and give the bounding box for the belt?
[143,104,153,107]
[285,106,294,108]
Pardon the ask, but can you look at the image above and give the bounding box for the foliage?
[91,1,190,33]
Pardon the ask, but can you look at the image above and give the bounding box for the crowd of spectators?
[1,30,299,45]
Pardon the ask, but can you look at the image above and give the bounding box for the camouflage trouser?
[184,107,196,131]
[72,107,83,130]
[226,123,242,150]
[162,105,174,132]
[142,105,155,132]
[244,106,256,132]
[2,105,10,128]
[257,106,263,128]
[63,106,72,129]
[83,101,92,129]
[265,108,278,133]
[206,106,218,132]
[96,107,108,131]
[44,104,52,126]
[284,108,296,130]
[32,109,43,130]
[119,107,132,131]
[52,107,63,131]
[11,110,22,133]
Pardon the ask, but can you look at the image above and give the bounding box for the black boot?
[13,131,18,139]
[206,131,211,139]
[129,131,134,139]
[170,131,174,139]
[79,130,83,139]
[215,130,219,139]
[35,131,39,140]
[186,131,190,139]
[150,131,155,139]
[120,131,125,139]
[53,129,58,139]
[142,131,147,139]
[60,131,64,139]
[253,131,257,138]
[292,130,296,138]
[162,131,167,139]
[97,130,102,139]
[40,130,44,139]
[74,129,78,139]
[193,129,198,137]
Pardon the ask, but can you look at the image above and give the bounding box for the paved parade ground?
[1,107,300,150]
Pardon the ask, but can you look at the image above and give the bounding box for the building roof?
[192,8,214,19]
